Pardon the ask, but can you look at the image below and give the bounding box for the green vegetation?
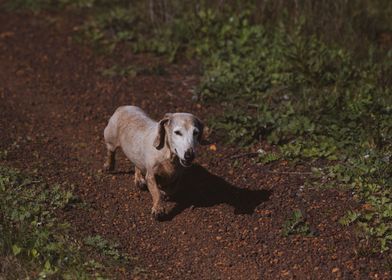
[282,210,313,237]
[84,235,126,262]
[3,0,99,11]
[3,0,392,253]
[0,166,132,279]
[101,63,167,78]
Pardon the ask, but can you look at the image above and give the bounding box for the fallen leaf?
[362,203,374,211]
[209,144,217,151]
[281,270,290,276]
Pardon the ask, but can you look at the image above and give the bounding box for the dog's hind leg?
[103,120,119,172]
[104,144,116,172]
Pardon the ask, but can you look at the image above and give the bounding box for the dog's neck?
[163,134,176,163]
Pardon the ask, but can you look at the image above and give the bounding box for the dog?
[103,106,203,220]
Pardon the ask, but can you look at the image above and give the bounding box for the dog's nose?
[184,149,195,161]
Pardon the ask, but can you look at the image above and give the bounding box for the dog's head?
[154,112,204,167]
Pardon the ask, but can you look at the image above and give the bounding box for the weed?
[257,150,281,165]
[100,63,167,78]
[333,151,392,252]
[282,210,313,237]
[0,150,8,160]
[101,64,137,78]
[84,235,127,261]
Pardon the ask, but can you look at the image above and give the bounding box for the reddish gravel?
[0,10,390,280]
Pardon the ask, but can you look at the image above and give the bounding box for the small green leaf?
[44,260,51,271]
[12,244,22,256]
[31,248,39,258]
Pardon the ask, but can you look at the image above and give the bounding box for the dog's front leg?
[146,171,166,220]
[135,167,147,190]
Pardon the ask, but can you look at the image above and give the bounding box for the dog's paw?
[151,205,167,221]
[103,162,114,173]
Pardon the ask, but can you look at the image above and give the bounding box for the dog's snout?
[184,149,195,161]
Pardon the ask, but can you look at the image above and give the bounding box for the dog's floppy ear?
[194,117,204,143]
[153,113,171,150]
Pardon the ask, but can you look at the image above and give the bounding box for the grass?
[0,166,136,279]
[3,0,392,254]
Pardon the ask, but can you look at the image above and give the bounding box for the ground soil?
[0,9,390,280]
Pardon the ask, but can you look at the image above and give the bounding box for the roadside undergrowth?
[0,166,136,279]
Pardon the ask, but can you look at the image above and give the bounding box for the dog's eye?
[174,131,182,136]
[193,130,199,136]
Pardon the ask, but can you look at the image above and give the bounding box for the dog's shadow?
[164,164,271,220]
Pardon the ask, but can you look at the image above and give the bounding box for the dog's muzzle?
[179,149,195,167]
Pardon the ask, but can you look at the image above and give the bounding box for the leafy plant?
[0,150,8,160]
[282,210,313,237]
[333,151,392,252]
[257,150,281,165]
[84,235,127,261]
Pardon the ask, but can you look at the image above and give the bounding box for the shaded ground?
[0,10,390,279]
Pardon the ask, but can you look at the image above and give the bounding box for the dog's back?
[104,106,157,172]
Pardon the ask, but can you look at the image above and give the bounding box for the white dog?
[104,106,203,219]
